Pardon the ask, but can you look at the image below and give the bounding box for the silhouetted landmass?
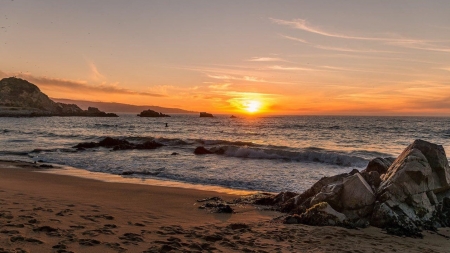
[200,112,214,117]
[52,98,197,114]
[137,109,170,117]
[0,77,117,117]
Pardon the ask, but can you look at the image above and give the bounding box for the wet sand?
[0,160,449,253]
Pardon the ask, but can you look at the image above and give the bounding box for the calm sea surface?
[1,115,450,192]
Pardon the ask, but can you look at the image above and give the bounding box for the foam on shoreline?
[2,159,257,195]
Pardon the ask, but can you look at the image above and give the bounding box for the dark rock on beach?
[247,139,450,237]
[0,77,118,117]
[137,109,170,117]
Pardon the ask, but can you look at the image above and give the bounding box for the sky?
[1,0,450,115]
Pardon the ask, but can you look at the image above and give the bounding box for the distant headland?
[0,77,117,117]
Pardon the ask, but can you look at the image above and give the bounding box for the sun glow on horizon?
[243,100,262,113]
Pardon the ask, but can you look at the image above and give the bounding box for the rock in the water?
[73,137,163,151]
[137,109,170,117]
[194,146,213,155]
[200,112,213,117]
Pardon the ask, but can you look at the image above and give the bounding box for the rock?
[230,115,237,118]
[372,139,450,235]
[73,137,163,151]
[341,173,375,210]
[194,146,213,155]
[279,172,352,213]
[0,77,118,117]
[138,109,170,117]
[200,112,214,117]
[135,141,164,150]
[99,137,130,147]
[310,183,344,211]
[297,202,347,226]
[363,157,395,175]
[361,171,382,189]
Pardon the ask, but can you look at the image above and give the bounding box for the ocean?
[1,114,450,193]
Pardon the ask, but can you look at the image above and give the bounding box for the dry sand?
[0,160,449,253]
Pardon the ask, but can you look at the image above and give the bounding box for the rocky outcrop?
[194,146,213,155]
[251,140,450,237]
[74,137,163,151]
[200,112,213,117]
[0,77,118,117]
[137,109,170,117]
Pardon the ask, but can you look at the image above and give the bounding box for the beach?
[1,160,449,253]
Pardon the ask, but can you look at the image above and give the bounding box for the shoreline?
[0,159,259,195]
[1,159,450,252]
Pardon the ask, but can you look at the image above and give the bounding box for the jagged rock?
[310,183,344,211]
[361,171,382,190]
[194,146,213,155]
[296,202,347,226]
[258,139,450,237]
[372,139,450,236]
[278,171,354,213]
[341,173,375,210]
[138,109,170,117]
[199,112,213,117]
[363,157,395,175]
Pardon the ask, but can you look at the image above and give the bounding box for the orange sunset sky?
[1,1,450,115]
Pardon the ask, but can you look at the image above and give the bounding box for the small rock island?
[137,109,170,117]
[200,112,213,117]
[0,77,118,117]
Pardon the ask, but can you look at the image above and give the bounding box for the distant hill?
[0,77,117,117]
[52,98,197,114]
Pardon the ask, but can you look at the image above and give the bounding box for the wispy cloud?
[4,71,165,97]
[314,45,400,54]
[271,18,424,43]
[88,62,106,81]
[268,65,315,71]
[280,35,308,44]
[208,83,231,90]
[280,35,400,54]
[387,41,450,53]
[248,57,285,62]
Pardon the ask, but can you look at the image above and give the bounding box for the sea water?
[1,114,450,193]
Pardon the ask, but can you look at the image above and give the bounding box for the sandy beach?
[0,161,449,253]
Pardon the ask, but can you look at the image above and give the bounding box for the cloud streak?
[4,72,165,97]
[268,65,315,71]
[248,57,285,62]
[271,18,425,43]
[280,35,401,54]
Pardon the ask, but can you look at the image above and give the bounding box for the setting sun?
[244,100,262,113]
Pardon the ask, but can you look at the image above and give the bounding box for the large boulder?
[363,157,395,175]
[247,139,450,236]
[296,202,347,226]
[372,139,450,235]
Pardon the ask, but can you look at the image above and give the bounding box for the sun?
[244,100,262,113]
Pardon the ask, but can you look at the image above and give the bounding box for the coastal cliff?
[0,77,117,117]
